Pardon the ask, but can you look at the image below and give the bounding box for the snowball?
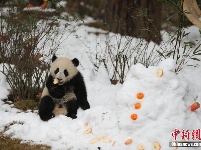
[127,63,148,79]
[46,127,61,141]
[0,75,9,100]
[158,58,176,71]
[170,79,180,90]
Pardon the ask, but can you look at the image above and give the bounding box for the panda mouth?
[58,81,64,85]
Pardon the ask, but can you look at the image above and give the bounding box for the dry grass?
[13,100,38,111]
[21,10,59,20]
[81,21,109,31]
[0,132,50,150]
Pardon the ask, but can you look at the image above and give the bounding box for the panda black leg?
[39,96,55,121]
[66,100,78,119]
[79,100,90,110]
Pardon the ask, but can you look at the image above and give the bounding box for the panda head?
[50,55,79,85]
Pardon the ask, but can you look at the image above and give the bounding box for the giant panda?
[39,55,90,121]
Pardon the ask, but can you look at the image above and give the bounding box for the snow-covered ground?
[1,14,201,150]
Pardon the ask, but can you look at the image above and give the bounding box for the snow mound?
[0,73,9,101]
[116,58,201,149]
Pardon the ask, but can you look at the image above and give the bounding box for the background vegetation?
[0,3,71,101]
[70,0,201,81]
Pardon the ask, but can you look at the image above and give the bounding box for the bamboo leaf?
[156,50,166,58]
[191,58,200,61]
[182,32,190,37]
[193,45,201,55]
[166,51,174,57]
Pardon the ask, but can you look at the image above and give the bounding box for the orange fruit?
[130,114,138,120]
[125,139,133,145]
[135,103,141,109]
[137,93,144,99]
[190,102,200,111]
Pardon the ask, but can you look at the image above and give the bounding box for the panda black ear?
[52,54,57,62]
[72,58,79,67]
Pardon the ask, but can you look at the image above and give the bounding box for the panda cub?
[39,55,90,121]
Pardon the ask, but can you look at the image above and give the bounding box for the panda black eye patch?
[64,69,68,77]
[54,68,59,74]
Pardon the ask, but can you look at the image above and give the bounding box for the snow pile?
[23,7,56,12]
[0,7,17,17]
[0,72,9,101]
[56,1,67,8]
[116,58,201,149]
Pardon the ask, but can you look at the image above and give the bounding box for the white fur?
[50,57,78,84]
[51,92,76,116]
[63,92,76,102]
[52,106,68,116]
[41,87,49,97]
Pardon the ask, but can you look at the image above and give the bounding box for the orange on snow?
[136,92,144,99]
[134,102,141,109]
[131,114,138,120]
[190,102,200,111]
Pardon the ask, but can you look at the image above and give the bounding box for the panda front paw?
[39,95,55,121]
[80,101,90,110]
[67,113,77,119]
[71,114,77,119]
[46,75,54,88]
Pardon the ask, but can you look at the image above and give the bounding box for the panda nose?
[57,78,62,81]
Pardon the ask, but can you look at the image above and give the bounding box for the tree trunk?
[107,0,162,44]
[66,0,162,44]
[66,0,80,15]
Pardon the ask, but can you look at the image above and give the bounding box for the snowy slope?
[0,16,201,150]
